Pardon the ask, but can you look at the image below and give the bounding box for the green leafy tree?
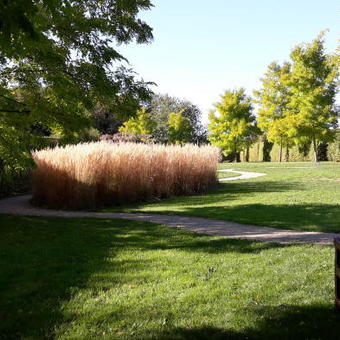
[208,89,258,161]
[119,107,156,135]
[287,32,339,162]
[148,94,206,144]
[0,0,154,181]
[167,110,192,145]
[254,62,293,162]
[91,66,155,135]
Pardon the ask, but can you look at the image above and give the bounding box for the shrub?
[32,142,220,209]
[0,162,30,198]
[327,131,340,162]
[100,132,153,144]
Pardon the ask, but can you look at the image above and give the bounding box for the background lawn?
[102,162,340,233]
[217,171,241,179]
[0,215,339,340]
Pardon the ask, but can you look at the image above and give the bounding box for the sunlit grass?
[217,171,240,179]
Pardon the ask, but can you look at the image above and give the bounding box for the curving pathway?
[218,169,266,181]
[0,169,338,246]
[0,196,337,246]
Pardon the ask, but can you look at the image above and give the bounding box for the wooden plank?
[335,238,340,310]
[334,238,340,250]
[336,298,340,310]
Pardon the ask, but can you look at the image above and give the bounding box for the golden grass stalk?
[32,142,220,209]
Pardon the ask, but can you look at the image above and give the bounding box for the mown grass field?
[0,215,338,340]
[217,171,240,179]
[103,162,340,233]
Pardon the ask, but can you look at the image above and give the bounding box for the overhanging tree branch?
[0,94,28,106]
[0,109,30,113]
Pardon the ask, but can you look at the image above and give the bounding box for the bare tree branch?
[0,94,27,106]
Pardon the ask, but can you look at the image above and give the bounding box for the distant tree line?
[112,94,207,145]
[111,32,339,163]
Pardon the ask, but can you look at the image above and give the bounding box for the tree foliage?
[119,107,155,135]
[286,33,339,162]
[254,62,293,161]
[254,33,339,162]
[167,110,192,145]
[148,94,206,144]
[208,89,258,160]
[0,0,154,177]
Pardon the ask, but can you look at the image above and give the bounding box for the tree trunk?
[279,144,283,162]
[312,137,318,163]
[234,152,238,163]
[285,147,290,162]
[245,147,250,162]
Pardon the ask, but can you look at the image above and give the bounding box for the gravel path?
[0,194,337,246]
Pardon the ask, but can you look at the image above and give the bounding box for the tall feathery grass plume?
[31,142,220,209]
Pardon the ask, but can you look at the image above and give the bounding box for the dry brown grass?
[32,142,220,209]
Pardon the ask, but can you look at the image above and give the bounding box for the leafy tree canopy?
[167,110,192,145]
[0,0,154,173]
[287,32,339,161]
[208,88,258,159]
[254,61,293,161]
[119,107,155,135]
[148,93,206,144]
[92,68,154,136]
[255,62,291,132]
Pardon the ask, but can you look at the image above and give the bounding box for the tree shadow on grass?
[101,180,302,211]
[0,215,292,339]
[216,179,301,194]
[177,203,340,233]
[0,216,154,339]
[148,305,340,340]
[115,179,340,233]
[117,230,292,254]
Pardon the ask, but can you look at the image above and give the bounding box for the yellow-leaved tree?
[208,89,259,161]
[287,32,339,162]
[167,110,192,145]
[254,62,293,162]
[119,107,156,136]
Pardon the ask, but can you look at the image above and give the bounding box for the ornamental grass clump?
[32,142,220,209]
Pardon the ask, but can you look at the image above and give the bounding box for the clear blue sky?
[118,0,339,123]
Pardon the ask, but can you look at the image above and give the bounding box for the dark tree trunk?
[234,152,238,163]
[279,143,283,162]
[245,147,250,162]
[312,137,318,163]
[262,136,273,162]
[285,147,290,162]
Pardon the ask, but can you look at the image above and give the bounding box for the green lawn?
[102,162,340,233]
[217,171,240,179]
[0,215,339,340]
